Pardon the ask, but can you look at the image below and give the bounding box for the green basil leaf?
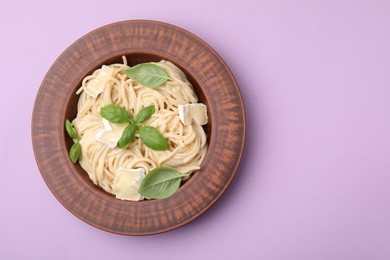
[70,142,81,163]
[139,126,169,151]
[118,124,137,149]
[65,119,78,139]
[135,105,155,124]
[138,167,185,199]
[100,104,132,123]
[124,63,170,88]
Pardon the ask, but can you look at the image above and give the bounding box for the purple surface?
[1,0,390,259]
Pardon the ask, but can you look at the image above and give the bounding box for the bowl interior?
[64,52,212,201]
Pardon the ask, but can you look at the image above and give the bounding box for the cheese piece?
[178,104,192,125]
[178,103,208,125]
[113,167,145,201]
[84,65,113,98]
[95,118,128,148]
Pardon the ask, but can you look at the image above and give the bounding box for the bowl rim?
[32,19,246,235]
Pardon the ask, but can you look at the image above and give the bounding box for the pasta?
[71,57,208,196]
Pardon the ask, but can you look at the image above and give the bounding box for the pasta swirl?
[72,58,207,195]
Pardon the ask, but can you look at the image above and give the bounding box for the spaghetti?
[71,57,207,196]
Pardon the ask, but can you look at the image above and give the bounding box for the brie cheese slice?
[84,65,113,98]
[96,118,128,148]
[113,167,145,201]
[178,103,208,125]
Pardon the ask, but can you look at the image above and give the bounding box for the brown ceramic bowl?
[32,20,246,235]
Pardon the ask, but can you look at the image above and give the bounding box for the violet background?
[1,0,390,259]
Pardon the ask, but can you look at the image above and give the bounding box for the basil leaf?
[124,63,170,88]
[65,119,78,139]
[138,167,185,199]
[139,126,169,151]
[135,105,155,124]
[100,104,132,123]
[70,142,81,163]
[118,124,137,149]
